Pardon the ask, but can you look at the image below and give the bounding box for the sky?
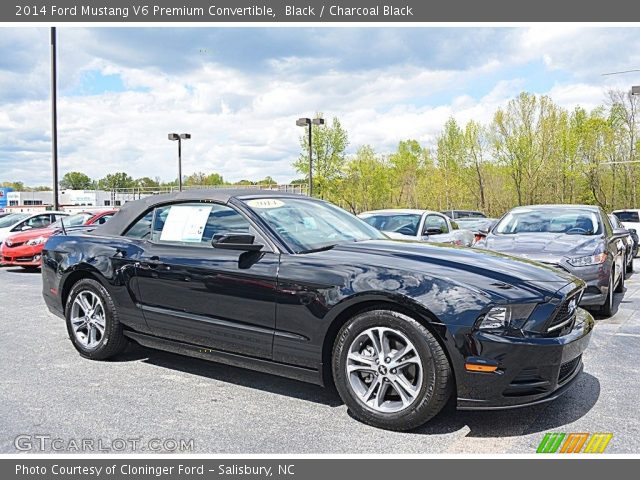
[0,26,639,186]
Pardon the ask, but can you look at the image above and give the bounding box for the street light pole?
[168,133,191,191]
[50,27,59,210]
[296,116,324,197]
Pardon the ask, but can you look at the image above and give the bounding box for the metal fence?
[111,184,308,204]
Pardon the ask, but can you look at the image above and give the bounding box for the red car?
[1,210,116,269]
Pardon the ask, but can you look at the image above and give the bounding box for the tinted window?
[613,211,640,223]
[0,214,28,228]
[152,203,251,245]
[16,214,53,230]
[423,214,449,234]
[125,211,154,239]
[361,213,422,236]
[94,213,114,225]
[495,209,601,235]
[247,198,384,253]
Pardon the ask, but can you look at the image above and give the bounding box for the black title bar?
[3,0,640,22]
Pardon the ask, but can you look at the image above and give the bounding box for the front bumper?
[1,245,43,267]
[457,308,594,410]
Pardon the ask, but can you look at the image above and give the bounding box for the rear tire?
[615,264,625,293]
[65,278,128,360]
[626,256,634,274]
[600,272,614,317]
[332,309,452,431]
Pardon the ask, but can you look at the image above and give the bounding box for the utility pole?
[51,27,59,210]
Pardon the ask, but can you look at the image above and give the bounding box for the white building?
[5,190,119,213]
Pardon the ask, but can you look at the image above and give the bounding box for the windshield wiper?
[298,244,338,254]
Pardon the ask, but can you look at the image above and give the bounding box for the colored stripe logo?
[537,433,612,453]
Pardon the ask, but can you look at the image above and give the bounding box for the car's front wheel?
[65,278,128,360]
[332,309,452,431]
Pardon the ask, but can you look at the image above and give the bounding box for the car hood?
[2,227,56,244]
[482,233,602,263]
[332,239,576,286]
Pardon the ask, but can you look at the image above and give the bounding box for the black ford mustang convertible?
[42,190,593,431]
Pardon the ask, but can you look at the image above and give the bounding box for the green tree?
[293,115,349,199]
[98,172,135,190]
[60,171,93,190]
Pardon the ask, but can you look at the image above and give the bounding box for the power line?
[601,68,640,76]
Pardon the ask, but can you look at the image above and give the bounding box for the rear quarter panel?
[41,233,149,333]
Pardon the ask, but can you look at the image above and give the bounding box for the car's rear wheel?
[600,271,614,317]
[65,278,128,360]
[626,255,634,274]
[332,309,452,431]
[615,263,625,293]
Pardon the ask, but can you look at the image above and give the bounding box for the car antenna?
[59,217,67,235]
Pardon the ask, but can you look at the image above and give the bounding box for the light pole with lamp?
[168,133,191,191]
[296,117,324,197]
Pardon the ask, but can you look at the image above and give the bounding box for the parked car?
[42,190,593,431]
[454,217,498,244]
[358,209,475,246]
[612,209,640,256]
[475,205,627,316]
[609,214,637,272]
[441,209,487,219]
[0,211,68,247]
[1,210,115,269]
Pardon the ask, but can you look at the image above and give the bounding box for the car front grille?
[4,241,25,248]
[558,355,582,384]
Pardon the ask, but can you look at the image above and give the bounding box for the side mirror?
[424,227,444,236]
[478,227,490,236]
[613,228,628,237]
[629,228,637,234]
[212,233,263,251]
[21,225,33,231]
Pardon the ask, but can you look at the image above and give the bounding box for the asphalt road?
[1,264,639,454]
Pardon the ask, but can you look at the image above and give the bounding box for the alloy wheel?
[346,327,424,413]
[70,290,106,349]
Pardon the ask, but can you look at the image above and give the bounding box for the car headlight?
[26,236,47,246]
[478,304,537,330]
[567,252,607,267]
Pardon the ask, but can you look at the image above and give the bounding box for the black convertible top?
[92,188,305,236]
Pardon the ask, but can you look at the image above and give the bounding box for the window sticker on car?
[246,199,284,209]
[160,205,213,242]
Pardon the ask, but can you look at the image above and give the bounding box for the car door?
[134,201,279,359]
[420,213,454,243]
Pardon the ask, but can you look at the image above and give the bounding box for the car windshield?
[0,214,29,228]
[51,213,91,228]
[495,209,601,235]
[613,211,640,223]
[245,197,385,253]
[360,213,422,236]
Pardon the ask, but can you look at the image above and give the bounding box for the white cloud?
[1,27,639,186]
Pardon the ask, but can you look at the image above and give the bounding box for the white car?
[612,209,640,258]
[358,209,475,246]
[0,211,69,246]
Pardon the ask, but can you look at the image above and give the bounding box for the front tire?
[599,272,614,317]
[65,278,128,360]
[332,309,452,431]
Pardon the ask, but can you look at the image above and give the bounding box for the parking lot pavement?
[0,264,639,454]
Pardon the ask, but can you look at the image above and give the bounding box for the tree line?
[296,90,640,216]
[3,89,638,217]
